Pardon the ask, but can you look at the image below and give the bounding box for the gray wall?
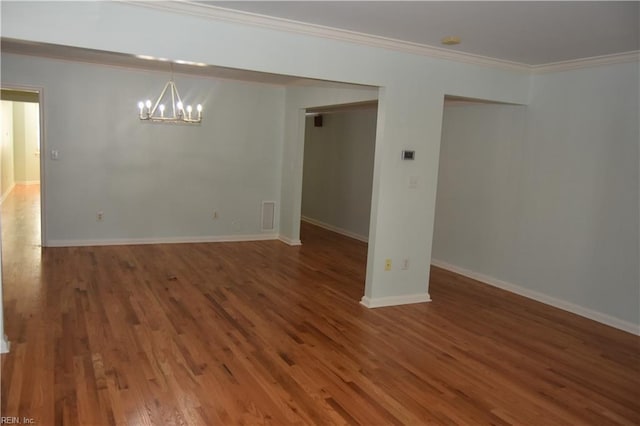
[433,60,639,329]
[2,53,287,245]
[302,109,377,240]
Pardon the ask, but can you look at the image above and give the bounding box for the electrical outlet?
[401,258,410,270]
[384,259,392,271]
[96,211,104,222]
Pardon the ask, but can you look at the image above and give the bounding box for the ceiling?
[206,1,639,65]
[2,1,637,88]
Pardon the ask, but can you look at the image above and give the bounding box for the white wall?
[434,60,640,331]
[1,1,530,306]
[524,61,639,329]
[13,102,40,184]
[302,109,377,240]
[2,53,287,245]
[434,103,527,274]
[0,101,15,199]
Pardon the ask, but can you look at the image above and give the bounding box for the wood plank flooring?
[1,184,639,425]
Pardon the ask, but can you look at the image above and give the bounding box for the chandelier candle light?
[137,80,202,124]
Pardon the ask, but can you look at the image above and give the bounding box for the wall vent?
[261,201,276,231]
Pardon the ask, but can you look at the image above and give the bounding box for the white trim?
[431,259,640,336]
[0,336,9,354]
[126,1,530,73]
[0,183,16,204]
[15,180,40,186]
[301,216,368,243]
[47,233,280,247]
[532,51,640,74]
[360,293,431,308]
[278,235,302,246]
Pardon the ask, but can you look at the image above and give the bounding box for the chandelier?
[137,79,202,124]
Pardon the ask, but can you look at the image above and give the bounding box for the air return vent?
[261,201,276,231]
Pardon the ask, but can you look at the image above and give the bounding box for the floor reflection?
[1,184,42,315]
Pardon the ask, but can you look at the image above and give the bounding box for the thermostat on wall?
[402,150,415,160]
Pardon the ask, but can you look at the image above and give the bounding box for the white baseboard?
[16,180,40,185]
[0,183,16,204]
[301,216,368,243]
[431,259,640,336]
[278,235,302,246]
[360,293,431,308]
[47,233,280,247]
[0,335,10,354]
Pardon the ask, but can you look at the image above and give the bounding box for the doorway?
[1,87,44,256]
[1,88,43,249]
[300,101,378,244]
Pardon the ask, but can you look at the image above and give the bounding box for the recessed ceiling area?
[204,1,639,65]
[0,38,374,90]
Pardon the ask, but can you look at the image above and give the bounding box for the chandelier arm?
[172,82,185,116]
[151,81,172,115]
[170,83,177,119]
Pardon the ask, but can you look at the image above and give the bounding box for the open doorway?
[1,88,43,249]
[300,101,378,244]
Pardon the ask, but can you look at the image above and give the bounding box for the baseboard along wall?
[360,293,431,308]
[431,259,640,336]
[301,216,368,242]
[47,233,281,247]
[278,235,302,246]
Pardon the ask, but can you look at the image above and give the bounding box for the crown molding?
[118,2,640,75]
[532,51,640,74]
[123,1,530,73]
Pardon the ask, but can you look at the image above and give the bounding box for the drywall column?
[362,84,445,306]
[279,106,306,245]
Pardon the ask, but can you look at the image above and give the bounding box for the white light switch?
[51,150,59,160]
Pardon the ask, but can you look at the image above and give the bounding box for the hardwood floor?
[1,185,639,425]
